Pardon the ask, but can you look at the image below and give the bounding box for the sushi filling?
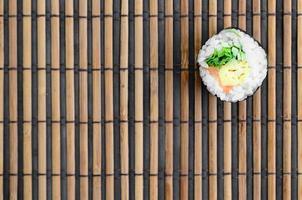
[197,28,267,102]
[205,44,250,93]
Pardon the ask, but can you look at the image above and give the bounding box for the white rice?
[197,28,267,102]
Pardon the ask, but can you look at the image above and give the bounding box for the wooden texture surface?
[9,1,18,199]
[37,1,46,199]
[120,0,128,200]
[208,1,217,199]
[223,1,232,199]
[268,0,276,199]
[165,1,173,200]
[252,0,261,199]
[0,0,300,199]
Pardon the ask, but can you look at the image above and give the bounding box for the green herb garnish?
[205,45,246,68]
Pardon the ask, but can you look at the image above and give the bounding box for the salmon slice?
[206,67,234,93]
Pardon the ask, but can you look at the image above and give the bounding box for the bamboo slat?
[79,1,88,199]
[120,0,129,199]
[283,0,292,199]
[252,0,261,199]
[134,0,143,199]
[268,0,276,199]
[0,0,3,199]
[298,0,302,199]
[37,0,47,199]
[104,0,114,199]
[92,0,102,199]
[65,0,75,199]
[194,0,202,199]
[23,0,32,199]
[9,1,18,199]
[238,1,247,199]
[165,0,173,199]
[51,1,61,199]
[180,0,189,199]
[223,0,232,199]
[208,0,217,199]
[149,0,158,199]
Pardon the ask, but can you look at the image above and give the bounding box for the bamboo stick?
[298,0,302,199]
[149,0,158,199]
[65,0,75,199]
[92,0,102,199]
[104,0,114,199]
[238,1,247,199]
[37,0,47,199]
[23,0,32,199]
[9,1,18,199]
[0,0,3,199]
[51,1,61,199]
[267,0,276,199]
[208,0,217,199]
[180,0,189,198]
[283,0,292,199]
[165,0,173,199]
[134,0,143,199]
[252,0,261,199]
[79,1,88,199]
[120,0,129,199]
[223,0,232,199]
[194,0,202,199]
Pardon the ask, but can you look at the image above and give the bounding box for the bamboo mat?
[0,0,301,199]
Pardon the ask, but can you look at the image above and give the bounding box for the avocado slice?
[219,60,250,86]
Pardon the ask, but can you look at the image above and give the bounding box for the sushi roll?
[197,28,267,102]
